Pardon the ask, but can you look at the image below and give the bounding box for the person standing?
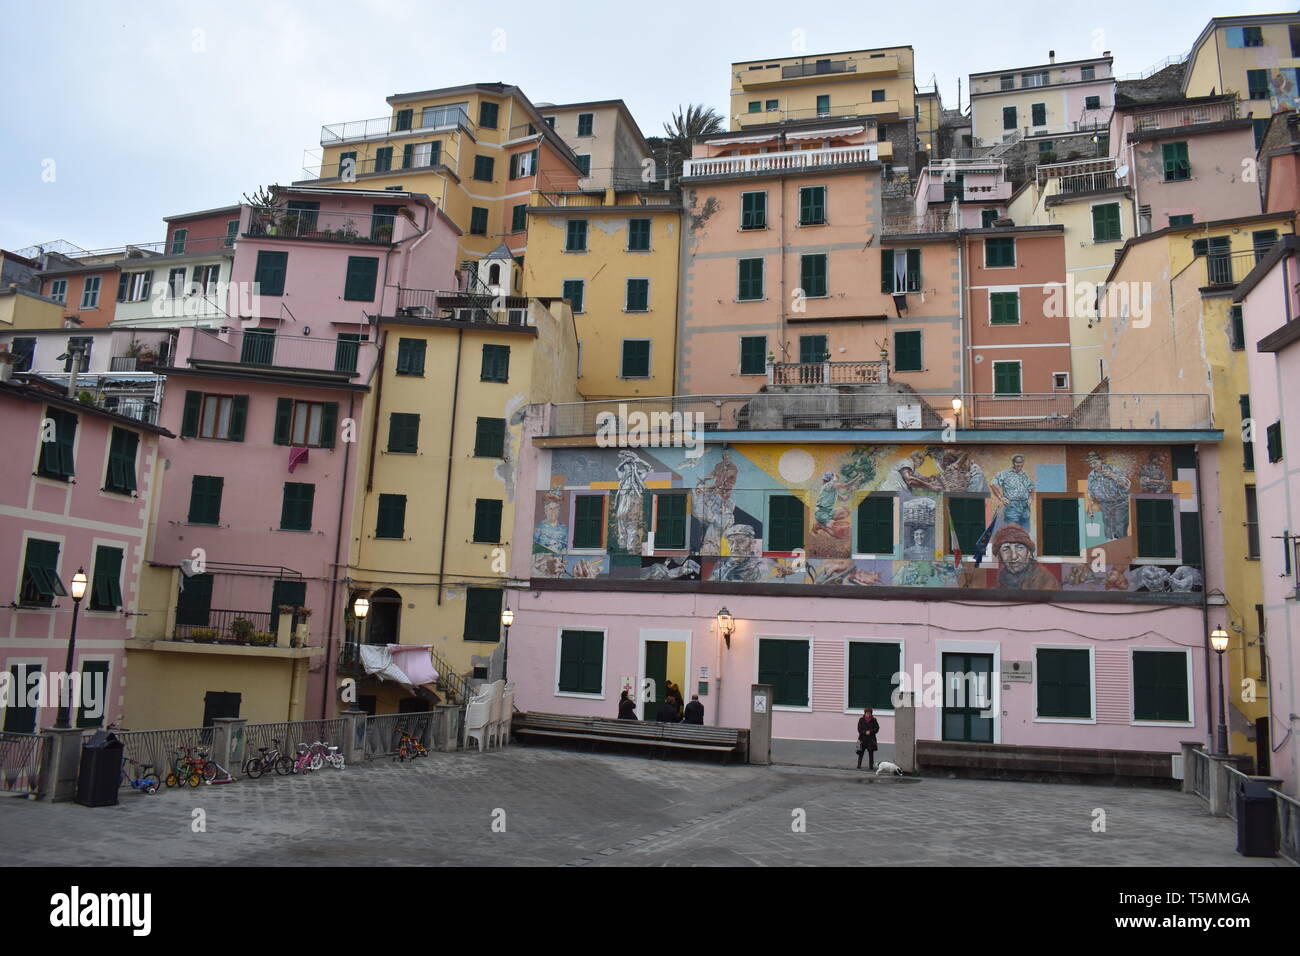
[856,708,880,770]
[617,690,638,720]
[683,694,704,725]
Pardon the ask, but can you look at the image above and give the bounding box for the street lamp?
[1210,625,1230,756]
[53,568,88,729]
[500,607,515,681]
[716,607,734,649]
[352,596,369,619]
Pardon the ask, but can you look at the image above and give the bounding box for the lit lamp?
[716,607,735,649]
[951,397,963,426]
[351,595,370,657]
[1210,625,1230,756]
[500,607,515,681]
[53,568,88,729]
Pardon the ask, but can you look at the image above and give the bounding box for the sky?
[0,0,1292,251]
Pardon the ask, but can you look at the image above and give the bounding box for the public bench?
[512,712,745,763]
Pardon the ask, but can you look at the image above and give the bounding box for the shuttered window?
[848,641,901,710]
[1003,106,1017,130]
[740,335,767,375]
[188,475,224,525]
[628,218,651,250]
[566,220,588,251]
[38,407,77,480]
[279,482,315,531]
[75,660,110,728]
[880,249,921,292]
[511,203,527,233]
[741,191,767,230]
[894,330,921,371]
[1267,421,1284,463]
[985,237,1015,267]
[1135,498,1176,557]
[1133,651,1189,721]
[947,497,986,554]
[856,496,894,554]
[90,545,124,611]
[621,340,650,378]
[175,573,213,626]
[799,186,826,225]
[1040,498,1081,556]
[558,630,604,694]
[1037,648,1091,718]
[800,254,828,297]
[387,412,419,453]
[375,493,406,539]
[573,495,605,549]
[768,495,805,551]
[254,251,287,296]
[562,279,584,313]
[758,638,810,707]
[993,361,1021,396]
[473,155,495,181]
[473,499,503,543]
[464,588,502,642]
[1092,203,1121,241]
[738,258,764,300]
[474,417,506,458]
[481,344,510,382]
[105,427,138,494]
[21,538,65,606]
[1162,142,1190,182]
[273,399,338,448]
[1240,396,1254,470]
[625,278,650,312]
[653,493,687,550]
[989,292,1020,325]
[396,338,426,376]
[470,207,488,235]
[343,257,379,301]
[1031,103,1046,126]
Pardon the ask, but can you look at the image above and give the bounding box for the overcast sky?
[0,0,1289,251]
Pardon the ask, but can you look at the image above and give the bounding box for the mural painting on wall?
[530,443,1203,595]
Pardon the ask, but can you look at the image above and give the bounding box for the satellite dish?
[1115,164,1129,181]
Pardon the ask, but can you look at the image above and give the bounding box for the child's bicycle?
[395,730,428,762]
[306,740,345,771]
[290,743,315,774]
[164,747,202,788]
[121,758,159,795]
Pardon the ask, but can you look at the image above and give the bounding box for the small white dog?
[874,761,903,776]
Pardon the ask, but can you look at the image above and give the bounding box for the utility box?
[749,683,773,765]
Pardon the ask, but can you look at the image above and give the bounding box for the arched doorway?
[368,588,401,645]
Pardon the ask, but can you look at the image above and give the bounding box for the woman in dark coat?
[856,708,880,770]
[618,690,638,720]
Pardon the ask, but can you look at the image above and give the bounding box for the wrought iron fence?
[1189,747,1210,798]
[363,712,439,759]
[114,726,211,787]
[172,608,277,645]
[0,732,48,796]
[239,718,349,768]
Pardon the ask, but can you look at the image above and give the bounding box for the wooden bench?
[513,712,744,763]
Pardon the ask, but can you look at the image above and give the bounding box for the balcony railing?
[508,121,542,140]
[739,103,897,126]
[1132,100,1236,135]
[781,60,856,79]
[172,608,279,645]
[1038,156,1121,194]
[544,392,1214,437]
[38,375,162,424]
[245,207,401,245]
[683,144,878,179]
[772,360,888,386]
[321,105,472,145]
[883,210,955,235]
[532,191,678,208]
[186,328,373,376]
[391,287,535,327]
[1203,249,1269,288]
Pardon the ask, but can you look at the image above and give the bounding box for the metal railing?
[391,288,535,327]
[172,608,278,645]
[1189,747,1210,798]
[45,381,162,425]
[246,207,398,245]
[883,210,955,234]
[186,328,374,376]
[772,360,888,386]
[1275,788,1300,865]
[240,718,349,767]
[363,712,439,760]
[683,144,878,178]
[1038,156,1121,194]
[1133,100,1236,134]
[738,103,897,126]
[0,732,47,796]
[301,148,456,181]
[532,190,677,208]
[508,121,541,140]
[781,59,857,79]
[321,105,471,144]
[115,727,211,786]
[429,646,471,705]
[1204,249,1267,288]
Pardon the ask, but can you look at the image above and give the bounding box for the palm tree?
[660,104,724,182]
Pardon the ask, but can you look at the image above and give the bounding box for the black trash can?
[1236,778,1276,857]
[74,731,123,808]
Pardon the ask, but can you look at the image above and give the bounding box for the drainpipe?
[321,388,356,718]
[1128,136,1142,237]
[365,331,387,492]
[436,328,465,605]
[1194,445,1214,751]
[958,233,968,400]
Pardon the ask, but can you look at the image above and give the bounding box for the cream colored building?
[970,53,1113,157]
[535,100,653,191]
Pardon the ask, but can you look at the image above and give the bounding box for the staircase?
[429,647,471,705]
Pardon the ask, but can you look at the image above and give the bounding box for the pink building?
[0,373,169,732]
[911,159,1014,230]
[1236,234,1300,795]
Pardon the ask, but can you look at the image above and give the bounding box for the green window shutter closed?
[1003,106,1017,130]
[985,238,1015,267]
[740,336,767,374]
[1040,498,1081,556]
[621,340,650,377]
[273,397,293,445]
[181,390,201,438]
[739,258,763,300]
[395,108,413,131]
[106,427,139,493]
[798,335,827,364]
[464,588,503,642]
[573,495,605,549]
[402,143,414,168]
[894,330,921,371]
[800,254,827,297]
[188,475,224,525]
[474,417,506,457]
[759,638,810,707]
[175,573,213,626]
[481,344,510,382]
[1239,396,1254,469]
[880,248,895,293]
[280,482,315,531]
[993,363,1021,395]
[1031,103,1046,126]
[1092,203,1121,241]
[470,207,488,235]
[396,338,426,375]
[39,408,77,480]
[376,493,406,538]
[1037,648,1091,718]
[254,251,287,296]
[905,249,921,290]
[319,401,338,449]
[343,257,379,301]
[473,499,503,543]
[800,186,826,225]
[562,280,584,313]
[768,495,805,551]
[225,394,248,442]
[74,660,110,729]
[511,204,527,232]
[848,641,901,710]
[1133,651,1189,721]
[856,496,894,553]
[628,219,651,250]
[741,192,766,229]
[990,292,1020,325]
[90,545,124,610]
[566,220,587,251]
[626,279,649,311]
[1136,498,1176,557]
[654,494,687,549]
[558,630,604,694]
[948,497,986,554]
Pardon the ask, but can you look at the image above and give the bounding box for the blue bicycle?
[121,758,159,795]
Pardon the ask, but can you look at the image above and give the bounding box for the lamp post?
[352,595,369,662]
[500,608,515,681]
[53,568,88,729]
[716,607,734,649]
[951,396,963,429]
[1210,625,1230,756]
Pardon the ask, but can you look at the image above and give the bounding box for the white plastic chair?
[464,686,494,753]
[496,683,515,748]
[485,680,505,749]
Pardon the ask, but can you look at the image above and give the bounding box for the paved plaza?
[0,747,1285,867]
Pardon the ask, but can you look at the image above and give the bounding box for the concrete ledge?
[918,740,1184,787]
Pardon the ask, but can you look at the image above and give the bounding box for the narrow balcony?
[320,105,472,145]
[391,288,536,328]
[771,360,888,386]
[245,207,403,245]
[682,143,878,179]
[883,209,956,235]
[737,102,899,126]
[173,608,277,646]
[1038,156,1122,196]
[1203,248,1272,290]
[183,328,375,379]
[782,59,856,79]
[1130,100,1237,138]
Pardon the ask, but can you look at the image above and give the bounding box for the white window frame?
[49,279,67,304]
[1129,647,1195,727]
[1032,644,1096,724]
[553,626,608,700]
[80,276,101,310]
[755,635,813,712]
[986,287,1021,326]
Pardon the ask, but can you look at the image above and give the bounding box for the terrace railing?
[363,712,439,760]
[0,732,47,796]
[771,360,888,386]
[321,105,471,144]
[186,328,374,376]
[171,608,278,645]
[683,144,878,179]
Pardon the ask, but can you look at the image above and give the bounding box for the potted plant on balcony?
[136,346,158,366]
[190,627,217,643]
[374,223,394,243]
[291,607,312,647]
[252,631,276,646]
[229,616,255,644]
[77,389,95,405]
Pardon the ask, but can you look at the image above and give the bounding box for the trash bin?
[74,731,123,808]
[1236,778,1276,857]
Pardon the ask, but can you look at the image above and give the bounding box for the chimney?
[1049,50,1056,64]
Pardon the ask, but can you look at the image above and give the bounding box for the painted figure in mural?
[1170,565,1203,592]
[840,446,880,487]
[693,450,738,555]
[1139,451,1171,494]
[640,557,701,581]
[710,524,767,583]
[1085,451,1132,540]
[812,472,858,540]
[990,455,1034,527]
[936,450,988,493]
[881,450,941,492]
[993,523,1060,590]
[613,451,651,552]
[903,527,933,561]
[533,487,569,554]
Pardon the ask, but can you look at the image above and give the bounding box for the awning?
[785,125,865,141]
[703,133,778,146]
[358,643,440,690]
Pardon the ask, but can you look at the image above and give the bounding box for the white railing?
[321,106,471,145]
[682,144,878,178]
[1038,156,1121,194]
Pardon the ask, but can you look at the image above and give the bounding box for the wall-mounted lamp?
[352,596,370,619]
[717,607,735,649]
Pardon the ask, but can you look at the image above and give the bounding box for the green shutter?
[759,638,809,707]
[175,573,213,626]
[1003,106,1017,129]
[1133,651,1189,721]
[226,395,248,442]
[376,494,406,538]
[106,428,139,493]
[993,362,1021,395]
[566,220,587,250]
[986,238,1015,267]
[739,258,763,300]
[1162,142,1190,180]
[464,588,502,642]
[1240,396,1254,469]
[181,391,201,437]
[388,412,419,453]
[481,344,509,382]
[319,402,338,449]
[654,494,686,549]
[343,257,379,301]
[90,545,124,610]
[628,218,651,250]
[800,186,825,225]
[1037,648,1091,718]
[395,108,412,131]
[280,482,315,531]
[1040,498,1080,556]
[188,475,223,525]
[768,495,805,551]
[894,330,921,371]
[948,497,986,553]
[798,335,827,364]
[1093,203,1121,241]
[254,251,287,296]
[396,338,426,375]
[990,292,1020,325]
[848,641,901,709]
[1136,498,1176,557]
[856,496,894,554]
[740,336,767,374]
[880,249,895,293]
[512,204,527,232]
[470,207,488,235]
[621,340,650,377]
[402,143,414,168]
[562,280,584,313]
[800,254,827,297]
[573,495,605,549]
[73,660,110,729]
[1031,103,1046,126]
[21,538,65,604]
[474,417,506,457]
[559,629,604,694]
[273,398,293,445]
[626,278,649,311]
[741,192,766,229]
[473,499,503,543]
[39,408,77,480]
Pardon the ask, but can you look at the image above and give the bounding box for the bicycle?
[242,740,294,778]
[395,730,428,762]
[308,741,345,770]
[164,747,202,788]
[121,758,159,795]
[290,743,315,774]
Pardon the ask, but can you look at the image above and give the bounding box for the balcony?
[682,144,878,179]
[1130,100,1237,138]
[391,288,536,328]
[883,210,955,235]
[783,59,855,79]
[1202,249,1270,289]
[1038,157,1122,196]
[185,328,375,378]
[531,191,679,208]
[34,374,162,424]
[737,102,899,127]
[173,609,276,645]
[508,121,543,140]
[771,360,888,386]
[245,207,403,245]
[320,105,472,145]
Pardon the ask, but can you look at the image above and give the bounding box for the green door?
[941,652,994,742]
[644,641,668,720]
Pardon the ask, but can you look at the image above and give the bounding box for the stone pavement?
[0,747,1285,867]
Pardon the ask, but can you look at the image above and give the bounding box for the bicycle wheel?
[309,753,324,772]
[145,780,159,794]
[165,771,179,788]
[274,756,294,776]
[243,758,264,779]
[186,772,202,788]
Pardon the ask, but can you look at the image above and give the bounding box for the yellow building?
[297,82,586,261]
[1105,212,1294,758]
[523,187,681,399]
[0,287,67,331]
[1183,12,1300,139]
[342,285,580,712]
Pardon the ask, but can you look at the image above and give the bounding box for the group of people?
[617,680,704,724]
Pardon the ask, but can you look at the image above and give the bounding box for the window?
[1253,230,1279,262]
[1040,498,1081,556]
[474,417,506,458]
[37,407,76,480]
[865,89,885,104]
[89,546,124,611]
[1230,308,1246,352]
[342,256,379,302]
[1239,395,1254,468]
[464,588,502,642]
[856,496,894,554]
[621,339,651,378]
[280,482,315,531]
[105,427,138,494]
[653,493,687,549]
[20,538,65,606]
[748,101,761,114]
[566,220,588,251]
[511,203,527,233]
[481,344,510,382]
[469,207,488,236]
[544,116,555,129]
[63,336,92,372]
[49,279,67,303]
[558,630,604,694]
[799,186,826,225]
[509,149,539,179]
[333,332,362,373]
[799,334,827,364]
[1247,69,1269,100]
[3,664,40,732]
[576,113,594,136]
[1245,486,1260,558]
[562,279,585,313]
[848,641,901,710]
[1021,71,1049,87]
[387,412,420,453]
[992,361,1021,396]
[175,573,213,626]
[187,475,224,525]
[576,155,592,176]
[473,499,503,543]
[1081,65,1096,81]
[1162,142,1190,182]
[473,155,494,181]
[1168,214,1193,227]
[403,141,440,168]
[981,209,999,228]
[1133,650,1189,721]
[880,248,921,293]
[985,237,1015,267]
[394,108,413,131]
[768,495,805,551]
[170,229,188,255]
[11,337,35,372]
[374,147,393,173]
[1031,103,1046,126]
[1037,648,1090,718]
[1003,106,1017,130]
[75,660,110,729]
[628,218,651,250]
[573,495,605,549]
[894,330,922,371]
[758,638,810,707]
[191,263,220,296]
[118,270,153,303]
[1135,498,1176,557]
[79,276,101,310]
[254,251,287,296]
[738,258,764,300]
[375,493,406,539]
[1083,96,1102,112]
[625,278,650,312]
[740,335,767,375]
[1242,26,1264,47]
[800,254,827,297]
[741,191,766,230]
[765,99,779,111]
[1092,202,1122,241]
[395,338,426,376]
[1267,421,1284,463]
[166,267,186,298]
[1000,75,1014,90]
[947,497,986,554]
[478,101,499,128]
[989,291,1020,325]
[816,94,830,116]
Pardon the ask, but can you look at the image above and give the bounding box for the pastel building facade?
[535,100,653,190]
[1182,12,1300,136]
[970,53,1114,153]
[911,158,1014,230]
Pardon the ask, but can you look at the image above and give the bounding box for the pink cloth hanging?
[287,446,309,473]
